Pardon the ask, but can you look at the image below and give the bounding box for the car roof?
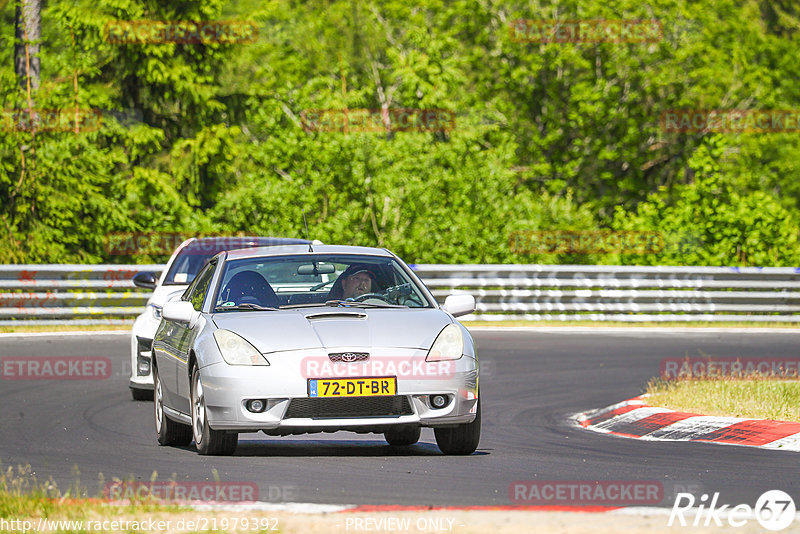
[224,244,393,260]
[184,236,309,246]
[175,236,309,255]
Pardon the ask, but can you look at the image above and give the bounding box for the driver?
[341,268,376,299]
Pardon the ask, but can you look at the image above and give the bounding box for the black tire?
[154,365,191,446]
[191,367,237,456]
[434,397,481,455]
[384,426,421,446]
[131,387,153,401]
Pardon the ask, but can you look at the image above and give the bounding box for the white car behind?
[129,236,309,400]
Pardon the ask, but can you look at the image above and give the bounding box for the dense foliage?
[1,0,799,265]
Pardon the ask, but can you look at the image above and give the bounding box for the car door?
[155,259,217,415]
[152,311,186,411]
[172,259,218,414]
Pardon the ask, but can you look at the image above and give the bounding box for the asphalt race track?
[1,329,799,507]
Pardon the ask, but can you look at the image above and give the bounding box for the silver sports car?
[152,244,480,455]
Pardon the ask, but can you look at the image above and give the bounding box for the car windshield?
[163,238,305,286]
[163,250,217,286]
[213,254,432,311]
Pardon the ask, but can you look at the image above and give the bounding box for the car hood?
[211,308,451,353]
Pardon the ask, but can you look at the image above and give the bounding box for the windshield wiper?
[324,299,405,308]
[309,279,336,291]
[214,303,278,312]
[279,302,329,309]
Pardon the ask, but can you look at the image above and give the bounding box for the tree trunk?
[15,0,41,93]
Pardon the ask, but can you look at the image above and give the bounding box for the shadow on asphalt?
[172,439,492,457]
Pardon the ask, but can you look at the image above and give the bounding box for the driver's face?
[342,272,373,299]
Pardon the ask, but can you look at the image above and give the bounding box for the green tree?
[612,138,800,266]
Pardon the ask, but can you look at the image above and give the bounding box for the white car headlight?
[426,323,464,362]
[150,304,162,320]
[213,330,270,366]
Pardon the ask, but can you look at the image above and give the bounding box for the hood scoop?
[305,311,367,320]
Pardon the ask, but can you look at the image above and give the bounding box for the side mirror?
[132,271,158,290]
[162,301,200,328]
[441,294,475,318]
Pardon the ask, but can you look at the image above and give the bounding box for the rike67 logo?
[669,490,796,531]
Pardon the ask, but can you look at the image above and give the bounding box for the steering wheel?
[239,296,263,306]
[353,293,392,303]
[402,294,424,306]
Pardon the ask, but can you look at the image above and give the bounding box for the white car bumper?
[129,309,161,390]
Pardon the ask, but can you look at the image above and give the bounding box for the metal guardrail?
[1,264,799,325]
[416,264,800,322]
[0,265,160,325]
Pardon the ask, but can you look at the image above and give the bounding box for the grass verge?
[645,378,800,422]
[0,465,185,533]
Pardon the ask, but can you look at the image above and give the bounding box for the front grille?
[284,396,413,419]
[328,352,370,363]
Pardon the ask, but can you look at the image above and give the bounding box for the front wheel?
[384,426,421,446]
[191,367,237,456]
[154,365,191,446]
[434,397,481,455]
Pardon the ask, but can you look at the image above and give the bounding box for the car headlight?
[425,323,464,362]
[150,304,162,321]
[213,330,270,366]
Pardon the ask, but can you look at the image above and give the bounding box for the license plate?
[308,377,396,397]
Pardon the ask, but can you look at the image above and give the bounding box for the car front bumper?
[197,348,479,434]
[129,310,159,390]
